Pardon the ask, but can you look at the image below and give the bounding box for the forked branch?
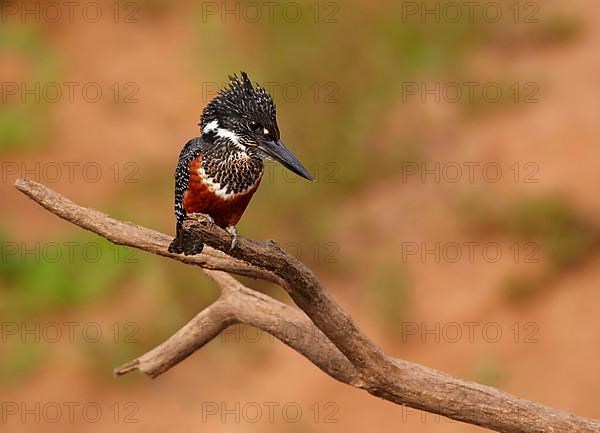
[15,178,600,433]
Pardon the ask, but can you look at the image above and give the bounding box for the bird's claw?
[168,235,204,256]
[183,242,204,256]
[168,237,183,254]
[226,226,238,251]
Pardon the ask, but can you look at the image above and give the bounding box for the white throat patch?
[203,120,246,151]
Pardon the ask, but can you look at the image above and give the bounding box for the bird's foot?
[168,234,204,256]
[182,241,204,256]
[168,237,183,254]
[226,226,238,251]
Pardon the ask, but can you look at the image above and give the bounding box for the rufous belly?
[183,158,261,228]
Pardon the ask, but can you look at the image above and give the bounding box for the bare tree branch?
[115,270,357,383]
[15,178,600,433]
[15,178,282,285]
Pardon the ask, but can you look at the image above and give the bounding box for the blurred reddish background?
[1,0,599,432]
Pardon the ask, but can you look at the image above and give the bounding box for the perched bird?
[169,72,313,255]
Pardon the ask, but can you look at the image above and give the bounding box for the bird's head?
[200,72,313,181]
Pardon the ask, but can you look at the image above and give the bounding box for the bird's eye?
[249,121,261,131]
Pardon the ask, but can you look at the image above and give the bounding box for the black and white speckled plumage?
[173,137,202,234]
[169,71,310,256]
[200,72,278,141]
[172,135,264,232]
[171,73,275,235]
[201,135,264,194]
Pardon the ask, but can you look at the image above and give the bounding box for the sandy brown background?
[0,0,599,432]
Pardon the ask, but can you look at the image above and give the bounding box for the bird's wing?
[174,136,203,232]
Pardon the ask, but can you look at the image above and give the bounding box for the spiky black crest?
[200,71,276,130]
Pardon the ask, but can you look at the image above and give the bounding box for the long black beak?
[260,139,314,181]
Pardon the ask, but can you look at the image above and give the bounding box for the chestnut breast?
[183,156,262,228]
